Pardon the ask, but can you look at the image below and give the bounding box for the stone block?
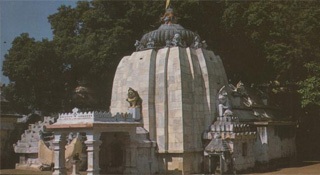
[170,133,183,143]
[128,108,141,121]
[157,135,165,151]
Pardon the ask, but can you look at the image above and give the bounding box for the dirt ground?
[249,161,320,175]
[1,161,320,175]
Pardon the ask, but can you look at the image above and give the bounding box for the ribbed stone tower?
[110,8,228,173]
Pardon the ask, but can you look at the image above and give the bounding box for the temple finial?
[165,0,171,9]
[161,5,176,24]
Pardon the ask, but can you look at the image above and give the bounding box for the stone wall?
[232,139,255,171]
[156,152,203,174]
[254,126,269,163]
[254,126,296,164]
[135,127,158,174]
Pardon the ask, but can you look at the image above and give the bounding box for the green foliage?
[2,33,65,113]
[298,62,320,107]
[222,0,320,107]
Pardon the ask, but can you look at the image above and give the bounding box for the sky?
[0,0,77,84]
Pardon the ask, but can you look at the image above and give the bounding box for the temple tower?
[110,8,228,174]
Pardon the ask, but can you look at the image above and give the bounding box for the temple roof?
[135,8,206,50]
[218,82,294,123]
[139,24,199,49]
[205,136,230,153]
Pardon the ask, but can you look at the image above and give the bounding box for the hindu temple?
[12,5,297,175]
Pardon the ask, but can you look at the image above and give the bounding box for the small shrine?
[203,83,296,174]
[46,103,146,175]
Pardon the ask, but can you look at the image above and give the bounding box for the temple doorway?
[207,154,221,174]
[99,132,128,174]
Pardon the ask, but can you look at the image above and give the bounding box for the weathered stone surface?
[111,47,226,153]
[110,49,157,138]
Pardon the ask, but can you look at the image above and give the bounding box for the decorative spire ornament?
[165,0,170,9]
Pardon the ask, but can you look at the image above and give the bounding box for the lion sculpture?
[126,87,142,108]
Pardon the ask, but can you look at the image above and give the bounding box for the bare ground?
[247,161,320,175]
[1,161,320,175]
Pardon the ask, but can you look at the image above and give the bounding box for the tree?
[220,0,320,160]
[221,1,320,108]
[2,33,65,114]
[298,62,320,108]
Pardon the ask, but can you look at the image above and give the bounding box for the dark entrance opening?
[100,132,127,174]
[208,154,221,174]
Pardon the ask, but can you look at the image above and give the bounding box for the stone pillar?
[124,133,138,174]
[52,132,67,175]
[208,155,212,174]
[71,160,80,175]
[220,154,224,174]
[85,132,101,175]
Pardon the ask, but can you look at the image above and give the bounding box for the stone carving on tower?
[217,87,230,118]
[171,33,186,47]
[230,81,254,107]
[134,40,144,51]
[146,37,155,49]
[192,36,202,49]
[201,40,208,49]
[126,87,142,108]
[235,81,248,96]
